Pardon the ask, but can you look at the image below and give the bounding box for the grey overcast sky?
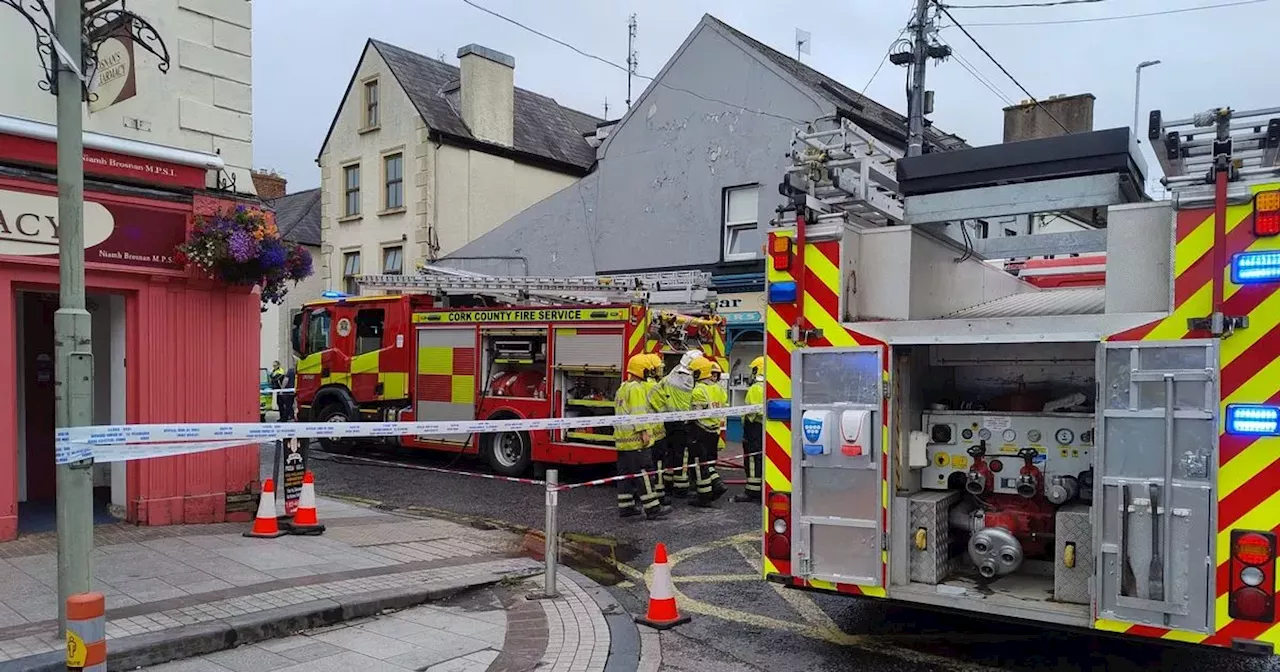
[251,0,1280,192]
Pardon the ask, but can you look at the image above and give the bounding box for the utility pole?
[625,14,637,108]
[905,0,931,157]
[53,0,95,636]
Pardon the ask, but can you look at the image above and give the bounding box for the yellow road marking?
[622,532,1007,672]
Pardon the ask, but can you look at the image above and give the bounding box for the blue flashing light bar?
[1226,405,1280,436]
[766,399,792,421]
[320,290,349,299]
[1231,252,1280,284]
[768,281,797,304]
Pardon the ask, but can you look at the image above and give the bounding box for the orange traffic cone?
[243,479,286,538]
[634,543,690,629]
[284,472,326,536]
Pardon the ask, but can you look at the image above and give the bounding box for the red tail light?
[766,492,792,562]
[769,235,794,272]
[1255,191,1280,237]
[1229,530,1277,622]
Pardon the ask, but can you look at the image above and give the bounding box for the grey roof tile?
[370,40,600,172]
[268,188,321,247]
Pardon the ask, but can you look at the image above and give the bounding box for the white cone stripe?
[255,490,275,520]
[649,562,674,600]
[299,482,316,509]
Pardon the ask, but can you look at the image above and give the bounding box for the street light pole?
[1133,60,1161,143]
[53,0,95,636]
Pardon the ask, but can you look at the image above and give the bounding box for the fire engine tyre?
[316,403,355,454]
[485,429,532,477]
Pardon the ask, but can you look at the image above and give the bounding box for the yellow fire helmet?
[750,356,764,377]
[645,353,664,377]
[709,360,723,374]
[626,354,650,379]
[689,357,713,381]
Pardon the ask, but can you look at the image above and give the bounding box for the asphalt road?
[280,442,1280,672]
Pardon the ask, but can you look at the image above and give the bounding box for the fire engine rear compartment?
[851,336,1219,631]
[886,340,1100,626]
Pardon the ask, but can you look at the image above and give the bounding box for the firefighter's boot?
[730,493,760,504]
[646,503,673,520]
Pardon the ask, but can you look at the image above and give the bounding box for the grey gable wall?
[444,18,833,276]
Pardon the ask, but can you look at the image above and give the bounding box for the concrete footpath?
[0,498,661,672]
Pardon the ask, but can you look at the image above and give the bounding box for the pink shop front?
[0,120,262,541]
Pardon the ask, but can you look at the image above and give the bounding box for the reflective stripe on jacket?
[641,380,667,441]
[614,380,650,451]
[691,382,720,433]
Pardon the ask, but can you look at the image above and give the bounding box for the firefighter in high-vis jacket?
[615,355,672,520]
[688,357,727,506]
[639,353,671,505]
[732,356,765,503]
[653,350,702,498]
[708,361,728,452]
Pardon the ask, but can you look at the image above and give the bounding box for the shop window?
[355,309,385,355]
[343,164,361,217]
[343,251,361,295]
[723,184,761,261]
[364,79,379,128]
[383,246,403,275]
[384,153,403,210]
[306,309,331,355]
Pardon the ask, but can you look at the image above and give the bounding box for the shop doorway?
[16,291,126,533]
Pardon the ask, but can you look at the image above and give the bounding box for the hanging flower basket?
[175,205,313,310]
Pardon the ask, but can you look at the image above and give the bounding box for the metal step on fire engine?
[781,114,905,229]
[1151,106,1280,187]
[355,265,717,311]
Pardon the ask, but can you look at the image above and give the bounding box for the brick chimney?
[457,44,515,147]
[251,170,287,200]
[1003,93,1095,142]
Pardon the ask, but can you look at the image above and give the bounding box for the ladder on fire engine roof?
[781,115,905,228]
[354,266,717,311]
[1150,106,1280,189]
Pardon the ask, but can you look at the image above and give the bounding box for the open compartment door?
[1096,340,1217,632]
[791,347,885,587]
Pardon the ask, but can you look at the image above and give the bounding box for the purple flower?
[227,230,258,263]
[259,238,286,268]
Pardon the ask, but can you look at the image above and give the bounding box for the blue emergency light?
[766,399,792,421]
[320,290,349,299]
[768,281,797,304]
[1231,252,1280,284]
[1226,405,1280,436]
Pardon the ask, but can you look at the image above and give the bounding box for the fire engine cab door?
[791,346,884,587]
[1096,340,1217,633]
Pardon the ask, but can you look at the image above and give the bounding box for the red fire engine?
[291,270,726,476]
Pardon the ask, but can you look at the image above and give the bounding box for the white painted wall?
[0,0,256,193]
[432,145,578,257]
[318,44,580,291]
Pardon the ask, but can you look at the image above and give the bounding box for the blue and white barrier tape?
[54,405,755,464]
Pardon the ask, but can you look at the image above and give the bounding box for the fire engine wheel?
[316,403,354,454]
[485,430,532,477]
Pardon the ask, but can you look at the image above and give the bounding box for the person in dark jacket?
[278,366,296,422]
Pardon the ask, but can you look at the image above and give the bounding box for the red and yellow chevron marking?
[763,231,890,597]
[1105,183,1280,647]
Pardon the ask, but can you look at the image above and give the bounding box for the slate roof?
[368,40,601,172]
[268,188,321,247]
[707,16,969,152]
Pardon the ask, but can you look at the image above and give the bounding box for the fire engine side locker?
[1095,339,1219,633]
[790,346,885,588]
[413,327,478,445]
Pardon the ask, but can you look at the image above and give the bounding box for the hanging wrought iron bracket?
[1,0,170,99]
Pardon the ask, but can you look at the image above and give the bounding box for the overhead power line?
[934,1,1070,133]
[459,0,806,124]
[944,0,1109,7]
[965,0,1272,26]
[945,43,1017,106]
